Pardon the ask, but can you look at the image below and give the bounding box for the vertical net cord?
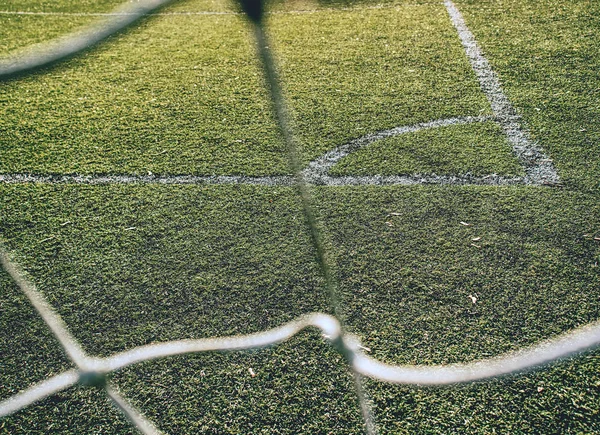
[250,19,377,435]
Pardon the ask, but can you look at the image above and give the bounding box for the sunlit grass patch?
[456,0,600,191]
[330,121,524,177]
[0,16,98,54]
[0,2,489,176]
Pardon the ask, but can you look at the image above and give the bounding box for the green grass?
[0,184,363,433]
[1,0,599,433]
[0,1,489,175]
[330,121,524,177]
[0,14,284,176]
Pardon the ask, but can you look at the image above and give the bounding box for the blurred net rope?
[0,0,599,433]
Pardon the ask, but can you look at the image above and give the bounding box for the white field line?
[0,173,296,186]
[305,117,487,177]
[444,0,560,186]
[307,173,525,186]
[300,115,531,186]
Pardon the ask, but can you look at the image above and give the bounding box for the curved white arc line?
[303,116,491,179]
[0,370,79,417]
[352,320,600,385]
[105,385,163,435]
[0,250,90,368]
[100,313,341,372]
[0,0,181,78]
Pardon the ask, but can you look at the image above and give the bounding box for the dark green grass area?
[0,2,489,176]
[1,184,599,433]
[109,335,361,434]
[367,353,600,434]
[0,269,137,433]
[0,272,73,404]
[1,0,600,433]
[315,185,600,433]
[0,184,363,433]
[0,0,440,15]
[330,121,524,177]
[0,184,331,352]
[455,0,600,192]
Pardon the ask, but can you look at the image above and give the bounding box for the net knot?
[78,371,107,388]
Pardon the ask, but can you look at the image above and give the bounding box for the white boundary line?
[301,115,530,186]
[0,173,296,186]
[0,116,533,187]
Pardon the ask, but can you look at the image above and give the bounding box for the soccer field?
[1,0,599,433]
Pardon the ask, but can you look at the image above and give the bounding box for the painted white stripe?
[310,173,525,186]
[0,3,561,187]
[0,173,296,186]
[0,171,527,187]
[444,0,560,186]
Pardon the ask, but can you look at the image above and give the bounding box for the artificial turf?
[1,0,599,433]
[0,16,99,54]
[0,0,124,13]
